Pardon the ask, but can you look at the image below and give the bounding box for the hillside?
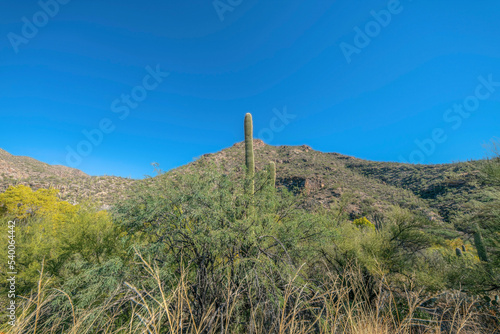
[342,157,488,221]
[2,143,499,333]
[0,148,134,205]
[177,140,489,223]
[0,143,490,222]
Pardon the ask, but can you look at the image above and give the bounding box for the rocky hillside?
[342,157,487,221]
[0,143,490,222]
[177,140,489,223]
[0,148,134,205]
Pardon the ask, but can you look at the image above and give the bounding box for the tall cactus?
[474,223,489,262]
[244,113,255,195]
[268,161,276,187]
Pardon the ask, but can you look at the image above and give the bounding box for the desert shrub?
[448,144,500,293]
[352,216,375,230]
[471,147,500,292]
[0,185,77,221]
[108,164,329,328]
[0,185,122,294]
[2,164,498,332]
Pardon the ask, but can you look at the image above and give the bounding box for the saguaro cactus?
[268,161,276,187]
[474,223,489,262]
[244,113,255,195]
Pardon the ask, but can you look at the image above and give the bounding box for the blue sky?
[1,0,500,179]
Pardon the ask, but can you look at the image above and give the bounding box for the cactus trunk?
[268,161,276,187]
[244,113,255,195]
[474,223,489,262]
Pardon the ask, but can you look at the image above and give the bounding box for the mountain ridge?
[0,143,490,222]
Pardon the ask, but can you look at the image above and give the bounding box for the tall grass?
[2,255,496,334]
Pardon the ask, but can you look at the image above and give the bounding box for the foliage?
[1,164,499,332]
[470,144,500,291]
[0,185,122,294]
[4,260,495,334]
[0,185,77,222]
[1,133,499,332]
[352,216,375,230]
[111,164,328,322]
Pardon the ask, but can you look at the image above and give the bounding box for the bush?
[352,216,376,230]
[110,165,329,324]
[0,185,122,294]
[1,167,498,332]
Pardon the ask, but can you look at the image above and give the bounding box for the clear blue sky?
[1,0,500,179]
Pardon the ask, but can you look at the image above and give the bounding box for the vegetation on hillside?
[0,117,498,333]
[0,148,134,205]
[0,138,490,224]
[1,158,499,332]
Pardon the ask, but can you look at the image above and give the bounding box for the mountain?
[178,140,489,223]
[0,143,490,222]
[0,148,134,205]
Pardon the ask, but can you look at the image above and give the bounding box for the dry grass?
[2,254,496,334]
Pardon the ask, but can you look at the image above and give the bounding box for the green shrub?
[352,216,375,230]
